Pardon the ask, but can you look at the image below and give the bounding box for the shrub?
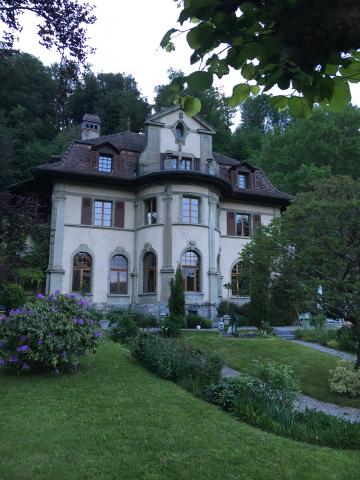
[168,266,185,318]
[129,333,222,393]
[329,360,360,398]
[108,311,138,343]
[160,315,184,337]
[0,283,26,310]
[295,326,357,354]
[205,368,360,449]
[336,326,357,353]
[186,314,213,329]
[0,292,102,374]
[217,301,251,327]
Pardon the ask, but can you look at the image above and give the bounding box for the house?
[12,107,291,318]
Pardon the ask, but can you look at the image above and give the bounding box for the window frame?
[109,254,128,294]
[94,200,113,227]
[235,212,251,237]
[144,197,157,225]
[182,196,200,224]
[231,262,249,297]
[72,252,92,294]
[98,154,113,173]
[143,252,157,293]
[237,172,249,189]
[181,250,201,292]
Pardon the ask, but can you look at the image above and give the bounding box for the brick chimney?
[82,114,101,141]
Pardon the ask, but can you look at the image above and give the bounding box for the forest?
[1,52,360,196]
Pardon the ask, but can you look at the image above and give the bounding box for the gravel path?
[291,340,356,362]
[221,366,360,423]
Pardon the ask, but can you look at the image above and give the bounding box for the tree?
[252,106,360,194]
[162,1,360,116]
[168,266,185,318]
[0,0,95,66]
[154,69,235,152]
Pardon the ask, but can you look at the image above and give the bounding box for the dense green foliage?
[0,292,102,373]
[205,374,360,449]
[108,310,139,344]
[1,341,358,480]
[168,266,185,319]
[163,0,360,116]
[182,331,360,407]
[129,333,222,393]
[295,326,357,354]
[330,360,360,398]
[186,314,213,329]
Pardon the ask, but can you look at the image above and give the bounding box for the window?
[94,200,112,226]
[231,262,250,296]
[236,213,250,237]
[110,255,128,294]
[143,252,156,293]
[216,203,220,228]
[180,158,192,171]
[182,196,200,224]
[164,154,177,170]
[175,122,184,141]
[237,173,248,189]
[144,198,157,225]
[181,250,200,292]
[98,155,113,173]
[72,253,92,293]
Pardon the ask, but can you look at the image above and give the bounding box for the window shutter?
[160,153,166,170]
[227,211,236,236]
[253,214,261,233]
[114,201,125,228]
[114,153,121,174]
[89,150,98,169]
[230,169,237,187]
[81,198,92,225]
[249,172,255,189]
[194,158,200,171]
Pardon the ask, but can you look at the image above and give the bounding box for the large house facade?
[15,107,291,318]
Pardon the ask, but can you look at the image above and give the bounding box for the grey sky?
[12,0,360,113]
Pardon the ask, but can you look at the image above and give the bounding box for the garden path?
[290,340,356,362]
[221,366,360,424]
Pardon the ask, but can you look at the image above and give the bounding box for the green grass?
[182,331,360,408]
[0,341,359,479]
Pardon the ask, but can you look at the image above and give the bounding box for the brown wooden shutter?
[114,153,121,174]
[89,150,98,169]
[230,169,237,188]
[252,214,262,234]
[81,198,92,225]
[227,211,236,236]
[249,172,255,189]
[114,201,125,228]
[193,158,200,172]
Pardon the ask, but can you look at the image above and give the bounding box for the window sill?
[221,234,252,239]
[184,292,204,295]
[138,293,157,296]
[107,294,130,297]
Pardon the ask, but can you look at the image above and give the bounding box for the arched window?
[175,122,184,141]
[110,255,128,294]
[143,252,156,293]
[181,250,200,292]
[72,253,92,293]
[231,262,250,296]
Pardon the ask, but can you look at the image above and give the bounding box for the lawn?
[1,341,359,479]
[182,331,360,408]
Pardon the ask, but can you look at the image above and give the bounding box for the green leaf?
[288,97,313,118]
[329,78,351,112]
[187,23,213,49]
[185,71,213,90]
[251,85,261,95]
[160,28,179,49]
[324,64,338,75]
[229,84,251,107]
[181,96,201,117]
[270,95,288,111]
[242,63,256,80]
[339,61,360,83]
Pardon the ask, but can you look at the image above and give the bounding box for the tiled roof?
[35,131,291,203]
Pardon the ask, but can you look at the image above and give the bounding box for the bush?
[186,314,213,329]
[0,283,26,310]
[295,325,357,354]
[0,292,102,374]
[108,310,138,343]
[129,333,222,393]
[160,315,185,337]
[205,366,360,449]
[329,360,360,398]
[336,326,357,353]
[217,301,251,327]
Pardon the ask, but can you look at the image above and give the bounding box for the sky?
[10,0,360,111]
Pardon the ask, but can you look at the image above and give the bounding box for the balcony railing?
[137,160,221,178]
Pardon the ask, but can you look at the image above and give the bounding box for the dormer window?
[237,173,249,189]
[98,154,113,173]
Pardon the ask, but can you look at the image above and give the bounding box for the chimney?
[82,114,101,141]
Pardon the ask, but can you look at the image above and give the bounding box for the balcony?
[137,158,221,178]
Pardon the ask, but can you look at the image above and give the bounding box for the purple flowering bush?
[0,292,102,374]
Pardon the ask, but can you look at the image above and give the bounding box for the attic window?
[175,122,184,141]
[98,154,113,173]
[237,173,249,189]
